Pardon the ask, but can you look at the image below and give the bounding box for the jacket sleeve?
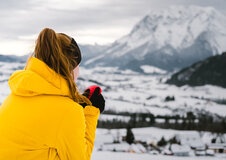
[55,104,100,160]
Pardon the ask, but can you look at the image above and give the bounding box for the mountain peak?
[129,5,226,53]
[85,5,226,72]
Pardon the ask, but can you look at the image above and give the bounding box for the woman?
[0,28,105,160]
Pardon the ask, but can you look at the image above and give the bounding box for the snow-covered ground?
[91,127,226,160]
[78,66,226,117]
[93,127,220,149]
[92,151,224,160]
[140,65,167,74]
[1,62,226,118]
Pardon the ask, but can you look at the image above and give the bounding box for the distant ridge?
[0,54,27,62]
[166,52,226,88]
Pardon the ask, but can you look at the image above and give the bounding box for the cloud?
[0,0,225,55]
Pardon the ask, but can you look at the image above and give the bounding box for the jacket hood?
[8,56,71,97]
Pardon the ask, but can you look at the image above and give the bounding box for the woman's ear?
[73,65,79,82]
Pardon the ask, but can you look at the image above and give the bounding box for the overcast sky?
[0,0,225,56]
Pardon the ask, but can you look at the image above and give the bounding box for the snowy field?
[78,66,226,117]
[1,61,226,119]
[91,127,226,160]
[92,151,224,160]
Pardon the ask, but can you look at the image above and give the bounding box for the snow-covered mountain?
[85,5,226,72]
[0,54,27,63]
[79,44,109,65]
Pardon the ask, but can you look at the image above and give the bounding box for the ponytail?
[32,28,91,105]
[34,28,62,73]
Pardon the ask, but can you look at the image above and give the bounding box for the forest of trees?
[97,111,226,133]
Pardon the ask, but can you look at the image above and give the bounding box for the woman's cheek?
[73,65,79,82]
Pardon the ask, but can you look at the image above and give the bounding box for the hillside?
[166,52,226,88]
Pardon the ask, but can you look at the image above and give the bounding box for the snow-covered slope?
[79,43,109,64]
[1,61,226,117]
[85,5,226,72]
[140,65,167,74]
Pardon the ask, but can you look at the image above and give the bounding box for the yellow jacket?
[0,57,100,160]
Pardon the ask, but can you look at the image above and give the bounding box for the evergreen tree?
[126,126,135,145]
[157,136,167,146]
[169,136,179,144]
